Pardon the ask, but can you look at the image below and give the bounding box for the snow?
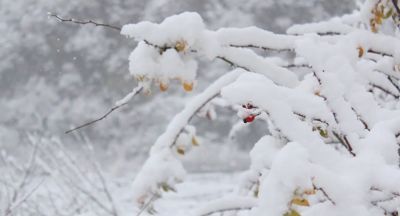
[8,1,400,216]
[120,6,400,211]
[287,17,353,35]
[12,1,400,216]
[121,12,206,47]
[216,26,296,51]
[131,69,244,205]
[193,196,256,216]
[115,84,143,106]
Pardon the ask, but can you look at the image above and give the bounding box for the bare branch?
[388,75,400,93]
[313,183,336,205]
[7,178,46,215]
[229,44,292,52]
[392,0,400,19]
[290,32,343,36]
[367,49,393,57]
[370,83,400,98]
[65,85,143,134]
[4,143,40,216]
[285,63,312,69]
[69,182,116,216]
[48,13,122,31]
[93,162,118,216]
[136,193,159,216]
[216,56,250,71]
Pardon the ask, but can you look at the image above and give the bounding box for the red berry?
[243,115,255,123]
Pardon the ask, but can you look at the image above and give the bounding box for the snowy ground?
[116,172,244,216]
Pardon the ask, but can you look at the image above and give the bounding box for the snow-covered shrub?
[0,134,125,216]
[119,0,400,215]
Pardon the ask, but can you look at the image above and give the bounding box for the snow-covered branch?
[55,1,400,215]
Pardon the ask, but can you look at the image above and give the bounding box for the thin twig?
[313,183,336,205]
[7,178,46,214]
[229,44,292,52]
[392,0,400,19]
[136,193,159,216]
[370,83,400,98]
[367,49,393,57]
[69,181,116,216]
[216,56,250,71]
[285,63,312,69]
[4,143,40,216]
[388,75,400,93]
[93,162,118,216]
[48,13,122,31]
[65,85,143,134]
[351,107,370,131]
[65,105,124,133]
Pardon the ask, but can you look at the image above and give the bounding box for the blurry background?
[0,0,356,175]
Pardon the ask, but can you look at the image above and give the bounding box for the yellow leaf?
[284,209,301,216]
[191,136,199,146]
[183,81,193,92]
[291,197,310,206]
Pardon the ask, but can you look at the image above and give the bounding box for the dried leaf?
[284,209,301,216]
[159,81,168,92]
[291,197,310,206]
[183,81,193,92]
[191,136,199,146]
[357,46,364,58]
[177,147,185,155]
[304,189,316,195]
[319,129,328,138]
[384,7,393,19]
[160,182,177,192]
[175,40,187,52]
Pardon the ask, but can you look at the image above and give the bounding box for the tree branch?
[229,44,292,52]
[65,85,143,134]
[136,193,159,216]
[370,83,400,98]
[392,0,400,19]
[4,143,40,216]
[48,13,122,31]
[313,183,336,205]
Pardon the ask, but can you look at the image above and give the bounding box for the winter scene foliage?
[2,0,400,215]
